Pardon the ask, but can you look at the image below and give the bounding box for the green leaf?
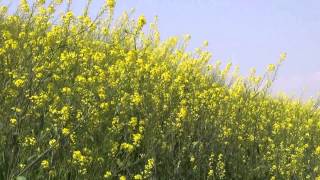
[16,176,27,180]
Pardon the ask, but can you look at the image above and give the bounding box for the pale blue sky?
[114,0,320,98]
[6,0,320,98]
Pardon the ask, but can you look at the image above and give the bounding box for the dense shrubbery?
[1,0,320,179]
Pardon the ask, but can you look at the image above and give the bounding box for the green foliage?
[0,0,320,179]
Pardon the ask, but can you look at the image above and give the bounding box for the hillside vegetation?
[1,0,320,179]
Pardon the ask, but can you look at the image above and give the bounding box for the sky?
[6,0,320,99]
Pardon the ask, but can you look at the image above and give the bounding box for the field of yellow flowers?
[1,0,320,179]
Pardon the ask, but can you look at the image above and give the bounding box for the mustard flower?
[315,146,320,155]
[41,160,49,169]
[280,52,287,62]
[14,79,25,88]
[62,128,70,136]
[120,143,134,153]
[177,106,187,119]
[61,87,71,94]
[137,15,146,29]
[37,0,46,5]
[129,117,138,128]
[24,136,36,146]
[20,0,30,12]
[99,102,109,110]
[267,64,276,72]
[104,171,112,178]
[207,169,214,177]
[132,133,142,146]
[134,174,143,180]
[49,139,58,148]
[132,92,142,105]
[106,0,116,9]
[9,118,17,126]
[203,40,209,47]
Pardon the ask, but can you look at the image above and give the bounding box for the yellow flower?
[208,169,214,177]
[9,118,17,126]
[132,92,142,105]
[146,158,154,169]
[37,0,46,5]
[93,52,106,62]
[129,117,138,128]
[280,52,287,61]
[190,155,195,163]
[24,136,36,146]
[203,40,209,47]
[54,0,63,4]
[99,102,109,110]
[60,106,70,121]
[315,146,320,155]
[143,158,155,178]
[98,87,106,99]
[5,39,18,49]
[75,75,86,84]
[106,0,115,9]
[132,133,142,146]
[62,128,70,136]
[14,79,25,87]
[104,171,112,178]
[63,11,74,23]
[177,107,187,119]
[267,64,276,72]
[41,160,49,169]
[19,163,26,169]
[49,139,58,148]
[0,48,5,55]
[0,6,8,14]
[20,0,30,12]
[161,72,171,82]
[137,15,146,29]
[36,72,43,79]
[134,174,142,180]
[73,150,82,160]
[72,150,87,166]
[61,87,71,94]
[120,143,134,153]
[119,176,126,180]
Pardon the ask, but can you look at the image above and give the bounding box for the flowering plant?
[0,0,319,179]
